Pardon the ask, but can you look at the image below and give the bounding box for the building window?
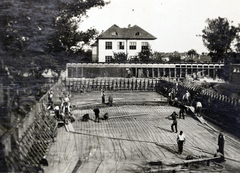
[111,32,118,35]
[105,56,112,62]
[141,42,149,50]
[118,41,124,50]
[135,32,140,36]
[105,42,112,49]
[129,42,136,50]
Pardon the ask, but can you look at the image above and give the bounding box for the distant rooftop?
[97,24,157,40]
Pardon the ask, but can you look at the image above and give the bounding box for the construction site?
[1,63,240,173]
[38,88,239,173]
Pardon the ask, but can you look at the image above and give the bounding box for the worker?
[93,107,100,123]
[170,111,178,133]
[177,131,186,154]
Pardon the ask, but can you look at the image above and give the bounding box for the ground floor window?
[105,56,112,62]
[129,56,139,62]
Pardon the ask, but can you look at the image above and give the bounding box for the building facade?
[92,24,157,62]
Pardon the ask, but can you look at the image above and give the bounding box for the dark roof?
[91,42,98,47]
[97,24,157,40]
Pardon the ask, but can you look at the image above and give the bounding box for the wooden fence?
[64,77,239,107]
[0,78,66,172]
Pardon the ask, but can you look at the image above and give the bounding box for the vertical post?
[208,66,210,77]
[213,68,216,79]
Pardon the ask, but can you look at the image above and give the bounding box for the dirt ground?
[44,91,240,173]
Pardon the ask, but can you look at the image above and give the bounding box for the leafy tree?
[202,17,238,62]
[112,52,128,63]
[168,55,181,63]
[187,49,198,57]
[0,0,108,80]
[0,0,108,128]
[152,51,164,63]
[138,47,153,63]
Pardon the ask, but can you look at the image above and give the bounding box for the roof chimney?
[128,24,131,28]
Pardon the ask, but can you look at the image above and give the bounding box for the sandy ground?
[43,91,240,173]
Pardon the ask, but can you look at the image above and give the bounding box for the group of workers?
[47,87,225,162]
[47,90,72,121]
[169,103,225,162]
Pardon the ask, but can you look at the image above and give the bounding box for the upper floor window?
[105,56,112,62]
[105,42,112,49]
[141,42,149,50]
[129,42,136,50]
[118,41,124,50]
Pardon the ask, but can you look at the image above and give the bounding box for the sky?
[79,0,240,54]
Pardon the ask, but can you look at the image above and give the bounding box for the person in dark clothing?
[177,131,185,154]
[218,132,225,156]
[179,105,186,119]
[93,107,100,123]
[214,149,225,162]
[108,94,113,106]
[170,111,178,133]
[101,90,105,104]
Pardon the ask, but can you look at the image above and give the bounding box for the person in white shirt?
[62,95,71,114]
[196,101,202,116]
[183,90,191,105]
[177,131,185,154]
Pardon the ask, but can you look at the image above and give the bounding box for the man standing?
[93,107,100,123]
[196,101,202,116]
[108,94,113,106]
[179,105,186,119]
[183,90,190,105]
[101,90,105,104]
[177,131,185,154]
[170,111,178,133]
[218,132,225,156]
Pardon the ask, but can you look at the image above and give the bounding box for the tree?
[0,0,108,129]
[168,55,181,63]
[202,17,238,62]
[112,52,128,63]
[152,51,164,63]
[187,49,198,57]
[138,47,153,63]
[0,0,108,80]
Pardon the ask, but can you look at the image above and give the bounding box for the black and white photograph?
[0,0,240,172]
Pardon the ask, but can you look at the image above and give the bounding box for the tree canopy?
[0,0,109,118]
[0,0,108,83]
[113,52,128,63]
[202,17,239,62]
[138,47,153,63]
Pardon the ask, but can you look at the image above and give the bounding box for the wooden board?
[65,122,75,132]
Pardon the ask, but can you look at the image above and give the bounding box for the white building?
[92,24,157,62]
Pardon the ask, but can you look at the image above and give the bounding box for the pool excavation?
[43,90,240,173]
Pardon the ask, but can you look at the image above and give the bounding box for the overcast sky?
[79,0,240,54]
